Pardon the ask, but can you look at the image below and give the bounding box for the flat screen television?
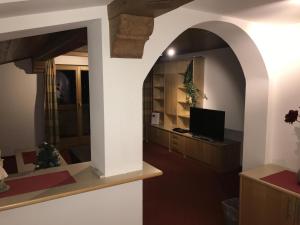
[189,107,225,141]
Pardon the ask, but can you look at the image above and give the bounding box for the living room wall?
[202,47,245,133]
[0,59,44,156]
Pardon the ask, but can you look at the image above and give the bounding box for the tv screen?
[189,107,225,141]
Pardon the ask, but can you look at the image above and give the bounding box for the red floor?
[143,142,240,225]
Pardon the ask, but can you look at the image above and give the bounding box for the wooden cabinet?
[240,165,300,225]
[149,126,169,148]
[170,133,186,154]
[149,125,240,173]
[151,57,204,130]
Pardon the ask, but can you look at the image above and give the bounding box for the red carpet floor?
[143,142,240,225]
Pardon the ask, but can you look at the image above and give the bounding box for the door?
[56,65,90,149]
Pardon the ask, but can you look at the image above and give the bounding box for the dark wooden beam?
[108,0,193,18]
[33,28,87,61]
[0,28,87,66]
[108,0,193,58]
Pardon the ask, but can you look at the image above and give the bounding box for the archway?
[142,20,269,170]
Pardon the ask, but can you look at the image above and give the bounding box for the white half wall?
[0,181,142,225]
[0,59,44,156]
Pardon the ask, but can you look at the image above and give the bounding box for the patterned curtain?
[143,72,153,141]
[44,59,60,145]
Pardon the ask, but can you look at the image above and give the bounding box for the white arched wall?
[141,9,269,170]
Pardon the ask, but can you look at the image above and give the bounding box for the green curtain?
[44,59,59,145]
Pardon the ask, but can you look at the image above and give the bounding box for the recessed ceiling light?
[167,48,176,57]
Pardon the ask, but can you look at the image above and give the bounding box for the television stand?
[149,125,241,173]
[192,134,214,143]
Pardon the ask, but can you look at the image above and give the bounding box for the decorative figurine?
[35,142,60,170]
[0,150,9,192]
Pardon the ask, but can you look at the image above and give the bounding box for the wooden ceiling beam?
[108,0,193,58]
[33,28,87,61]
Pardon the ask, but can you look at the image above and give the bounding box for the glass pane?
[81,70,90,135]
[81,70,89,104]
[58,108,78,137]
[82,105,90,135]
[56,70,77,105]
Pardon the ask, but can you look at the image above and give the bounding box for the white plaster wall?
[203,48,245,131]
[0,60,43,156]
[246,23,300,171]
[198,48,245,131]
[0,181,142,225]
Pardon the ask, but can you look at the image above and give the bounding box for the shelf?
[178,101,188,104]
[153,109,164,113]
[153,86,164,89]
[165,113,177,117]
[153,98,164,101]
[178,114,190,119]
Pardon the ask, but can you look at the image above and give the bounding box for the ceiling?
[184,0,300,24]
[0,0,113,19]
[0,28,87,65]
[164,28,228,56]
[0,0,299,24]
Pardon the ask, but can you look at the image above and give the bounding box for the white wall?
[0,181,142,225]
[190,48,245,132]
[0,59,44,156]
[202,48,245,132]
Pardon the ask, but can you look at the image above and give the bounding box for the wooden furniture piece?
[240,165,300,225]
[0,161,162,212]
[56,65,90,150]
[152,57,204,130]
[15,148,67,174]
[149,125,240,173]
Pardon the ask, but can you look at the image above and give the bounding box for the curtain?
[44,59,60,145]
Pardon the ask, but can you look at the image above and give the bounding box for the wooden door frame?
[56,64,90,150]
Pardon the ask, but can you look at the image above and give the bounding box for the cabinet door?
[185,138,203,160]
[170,133,185,154]
[149,127,169,149]
[240,176,294,225]
[202,142,216,166]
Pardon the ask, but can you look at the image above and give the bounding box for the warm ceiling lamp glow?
[167,48,176,57]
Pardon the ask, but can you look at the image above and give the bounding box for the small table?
[15,148,67,174]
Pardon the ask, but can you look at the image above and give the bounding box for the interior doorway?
[143,28,246,225]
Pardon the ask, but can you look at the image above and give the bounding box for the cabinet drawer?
[170,133,185,153]
[185,138,203,160]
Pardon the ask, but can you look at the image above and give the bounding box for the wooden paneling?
[240,176,295,225]
[149,125,241,172]
[164,73,178,115]
[0,28,87,66]
[149,126,169,148]
[170,133,185,154]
